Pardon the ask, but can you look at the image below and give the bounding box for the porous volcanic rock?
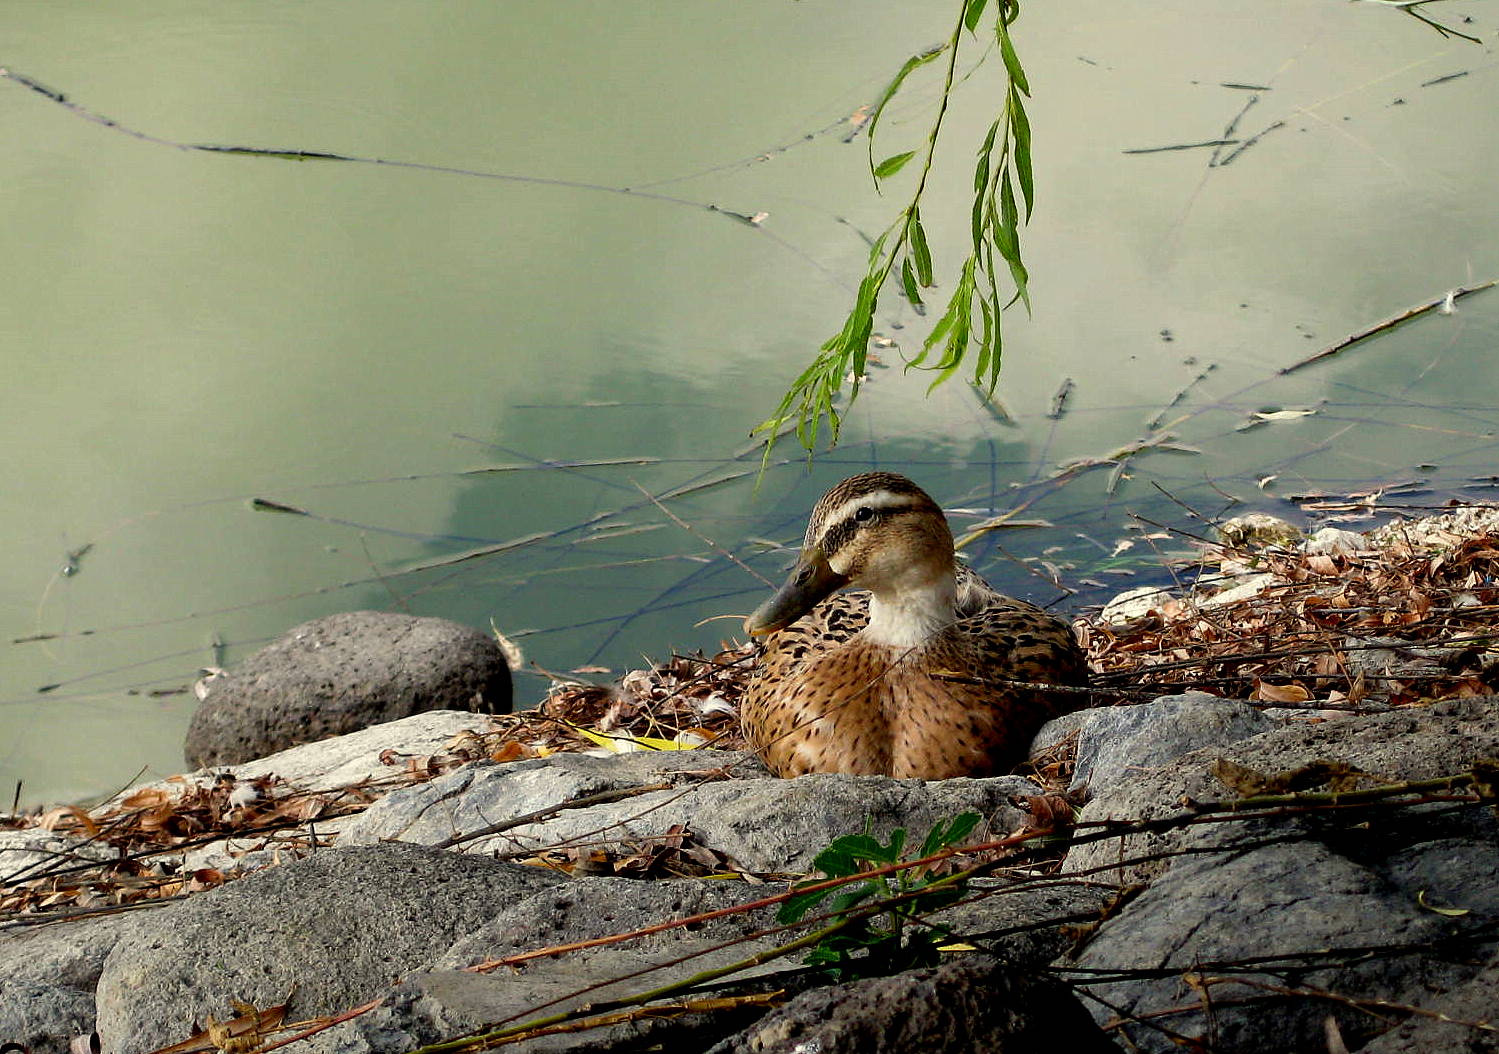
[184,611,512,767]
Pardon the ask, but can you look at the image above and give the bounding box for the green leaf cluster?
[756,0,1035,464]
[776,812,981,981]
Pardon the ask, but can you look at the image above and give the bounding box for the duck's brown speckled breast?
[742,589,1087,780]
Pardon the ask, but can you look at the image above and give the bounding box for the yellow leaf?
[1417,889,1470,917]
[560,721,699,753]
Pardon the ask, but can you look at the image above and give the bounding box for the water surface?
[4,1,1497,806]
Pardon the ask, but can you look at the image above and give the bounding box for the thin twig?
[633,480,774,587]
[1280,280,1498,376]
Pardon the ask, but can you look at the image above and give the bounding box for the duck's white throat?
[862,578,957,649]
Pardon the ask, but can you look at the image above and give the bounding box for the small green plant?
[776,812,981,980]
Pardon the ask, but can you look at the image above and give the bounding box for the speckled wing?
[740,589,869,764]
[948,566,1089,695]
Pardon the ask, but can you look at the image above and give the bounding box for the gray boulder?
[1065,696,1499,884]
[1068,692,1275,799]
[1360,951,1499,1053]
[311,879,1118,1054]
[185,611,512,767]
[93,842,560,1054]
[0,913,131,1054]
[1061,696,1499,1053]
[1067,824,1499,1053]
[336,750,1042,874]
[0,828,116,888]
[309,878,789,1053]
[226,708,502,792]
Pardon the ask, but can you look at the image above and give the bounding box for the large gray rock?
[1065,696,1499,884]
[1067,826,1499,1053]
[706,954,1117,1054]
[309,878,789,1053]
[227,708,502,792]
[94,843,561,1054]
[1068,692,1275,799]
[295,871,1116,1053]
[185,611,512,767]
[1060,696,1499,1053]
[937,880,1116,970]
[336,750,1041,874]
[0,913,131,1054]
[101,711,503,878]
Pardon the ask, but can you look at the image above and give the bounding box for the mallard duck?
[741,472,1088,779]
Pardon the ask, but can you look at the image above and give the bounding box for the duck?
[740,471,1088,779]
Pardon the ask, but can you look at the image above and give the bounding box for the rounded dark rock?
[184,611,512,767]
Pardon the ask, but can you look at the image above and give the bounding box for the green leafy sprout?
[776,812,982,981]
[755,0,1033,464]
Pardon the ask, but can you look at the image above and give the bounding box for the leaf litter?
[6,505,1499,924]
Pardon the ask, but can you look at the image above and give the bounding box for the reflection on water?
[3,1,1497,806]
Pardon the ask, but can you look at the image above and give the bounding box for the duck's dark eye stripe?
[819,521,858,558]
[819,506,891,556]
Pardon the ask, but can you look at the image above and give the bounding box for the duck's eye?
[854,506,875,523]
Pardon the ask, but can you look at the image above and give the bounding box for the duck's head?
[745,472,957,636]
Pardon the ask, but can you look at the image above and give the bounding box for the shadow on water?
[20,291,1499,697]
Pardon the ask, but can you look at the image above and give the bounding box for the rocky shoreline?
[5,509,1499,1053]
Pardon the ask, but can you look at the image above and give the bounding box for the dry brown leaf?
[1306,553,1338,575]
[490,740,526,763]
[1252,680,1312,703]
[120,787,173,809]
[37,804,100,837]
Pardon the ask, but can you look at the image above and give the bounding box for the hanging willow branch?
[755,0,1035,463]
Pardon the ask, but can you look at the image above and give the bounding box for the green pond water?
[4,1,1498,807]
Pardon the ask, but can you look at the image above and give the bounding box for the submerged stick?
[1279,279,1498,376]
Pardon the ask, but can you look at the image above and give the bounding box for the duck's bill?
[744,547,849,636]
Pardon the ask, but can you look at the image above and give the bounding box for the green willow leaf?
[990,195,1017,261]
[999,167,1018,236]
[910,307,952,369]
[909,209,934,287]
[997,20,1029,95]
[760,0,1037,465]
[974,295,994,381]
[974,118,1000,193]
[1009,89,1034,217]
[874,150,917,179]
[900,257,925,309]
[984,312,1004,390]
[924,257,976,386]
[1006,252,1031,311]
[866,44,946,180]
